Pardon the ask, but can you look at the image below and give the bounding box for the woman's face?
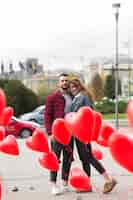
[70,83,80,96]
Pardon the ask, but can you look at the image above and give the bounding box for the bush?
[0,79,39,116]
[94,97,115,114]
[118,100,127,113]
[94,97,127,114]
[104,74,121,99]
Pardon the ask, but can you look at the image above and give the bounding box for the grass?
[102,113,126,120]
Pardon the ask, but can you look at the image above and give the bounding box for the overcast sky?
[0,0,133,67]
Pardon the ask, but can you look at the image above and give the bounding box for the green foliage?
[104,74,115,99]
[94,97,127,114]
[104,74,122,99]
[37,84,53,105]
[118,100,127,113]
[0,79,39,116]
[91,73,104,101]
[94,98,115,114]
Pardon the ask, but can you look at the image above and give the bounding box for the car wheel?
[20,129,32,138]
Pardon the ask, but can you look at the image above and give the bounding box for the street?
[0,128,132,200]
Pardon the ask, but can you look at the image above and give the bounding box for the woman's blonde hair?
[69,78,94,103]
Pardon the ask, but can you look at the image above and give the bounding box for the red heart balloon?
[99,123,115,143]
[0,135,19,156]
[38,151,59,171]
[126,100,133,127]
[0,89,6,115]
[68,167,91,191]
[91,112,102,141]
[25,129,49,153]
[97,138,108,147]
[52,118,71,145]
[0,107,14,126]
[92,148,103,160]
[66,107,94,144]
[65,112,77,134]
[0,126,5,141]
[108,132,133,172]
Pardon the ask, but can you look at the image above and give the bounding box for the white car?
[19,105,45,126]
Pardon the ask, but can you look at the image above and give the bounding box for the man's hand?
[49,134,55,141]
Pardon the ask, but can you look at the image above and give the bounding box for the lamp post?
[112,3,121,129]
[127,36,131,99]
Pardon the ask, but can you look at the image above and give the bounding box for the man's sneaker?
[103,178,117,194]
[61,184,71,193]
[51,185,63,195]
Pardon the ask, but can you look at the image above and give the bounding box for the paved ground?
[0,126,133,200]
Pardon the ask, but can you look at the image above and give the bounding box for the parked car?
[5,116,41,138]
[19,105,45,125]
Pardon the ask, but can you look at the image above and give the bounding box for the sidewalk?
[3,127,133,200]
[6,175,133,200]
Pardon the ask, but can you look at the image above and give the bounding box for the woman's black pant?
[50,138,74,182]
[75,138,105,177]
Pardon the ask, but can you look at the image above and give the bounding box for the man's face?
[58,75,69,90]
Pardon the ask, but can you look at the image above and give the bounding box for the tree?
[104,74,121,99]
[0,79,39,116]
[91,73,104,101]
[37,83,53,105]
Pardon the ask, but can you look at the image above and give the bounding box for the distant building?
[23,73,45,94]
[0,55,133,98]
[82,55,133,97]
[83,62,100,85]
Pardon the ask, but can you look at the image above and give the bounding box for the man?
[45,73,73,195]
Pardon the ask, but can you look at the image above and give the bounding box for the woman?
[69,78,117,194]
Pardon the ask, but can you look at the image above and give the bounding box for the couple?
[45,73,117,195]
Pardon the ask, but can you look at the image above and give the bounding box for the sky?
[0,0,133,69]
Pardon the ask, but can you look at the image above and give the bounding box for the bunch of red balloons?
[52,106,115,148]
[0,88,20,200]
[51,106,116,190]
[25,100,133,190]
